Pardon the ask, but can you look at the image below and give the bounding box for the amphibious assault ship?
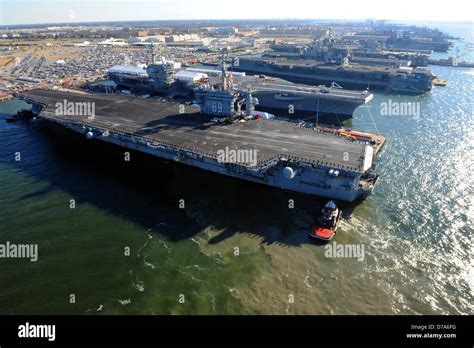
[106,56,373,118]
[16,72,385,202]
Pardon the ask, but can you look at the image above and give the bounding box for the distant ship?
[231,75,372,118]
[233,38,435,95]
[385,35,452,52]
[233,55,434,95]
[106,58,373,119]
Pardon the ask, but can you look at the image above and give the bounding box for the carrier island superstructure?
[16,72,385,202]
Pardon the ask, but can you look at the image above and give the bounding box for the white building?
[174,70,208,84]
[97,38,128,46]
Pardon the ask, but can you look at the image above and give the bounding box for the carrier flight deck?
[18,89,386,201]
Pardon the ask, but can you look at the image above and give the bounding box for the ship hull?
[234,65,389,91]
[43,122,367,202]
[110,73,371,117]
[252,90,363,118]
[234,60,433,95]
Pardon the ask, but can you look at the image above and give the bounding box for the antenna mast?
[150,41,155,65]
[221,52,228,91]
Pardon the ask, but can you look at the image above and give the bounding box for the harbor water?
[0,22,472,315]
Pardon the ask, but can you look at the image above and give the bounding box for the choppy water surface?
[0,23,472,315]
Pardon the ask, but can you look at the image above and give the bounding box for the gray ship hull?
[236,68,387,91]
[108,69,373,118]
[251,90,366,118]
[233,58,434,95]
[107,72,191,97]
[233,75,372,118]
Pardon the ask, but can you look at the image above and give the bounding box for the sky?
[0,0,473,26]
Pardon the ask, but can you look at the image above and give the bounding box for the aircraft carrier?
[106,58,373,119]
[16,85,385,202]
[233,54,435,94]
[232,38,436,94]
[384,35,452,52]
[270,41,431,68]
[230,74,372,119]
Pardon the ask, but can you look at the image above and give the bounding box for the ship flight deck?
[17,89,386,201]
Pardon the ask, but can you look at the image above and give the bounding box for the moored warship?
[16,70,385,202]
[106,56,373,118]
[233,39,435,95]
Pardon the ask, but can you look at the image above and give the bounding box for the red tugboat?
[309,201,342,241]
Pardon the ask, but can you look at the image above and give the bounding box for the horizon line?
[2,17,473,28]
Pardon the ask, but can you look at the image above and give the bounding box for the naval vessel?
[233,52,435,95]
[16,78,385,202]
[385,35,452,52]
[106,57,373,119]
[270,37,432,68]
[341,30,453,52]
[270,37,473,71]
[233,37,436,94]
